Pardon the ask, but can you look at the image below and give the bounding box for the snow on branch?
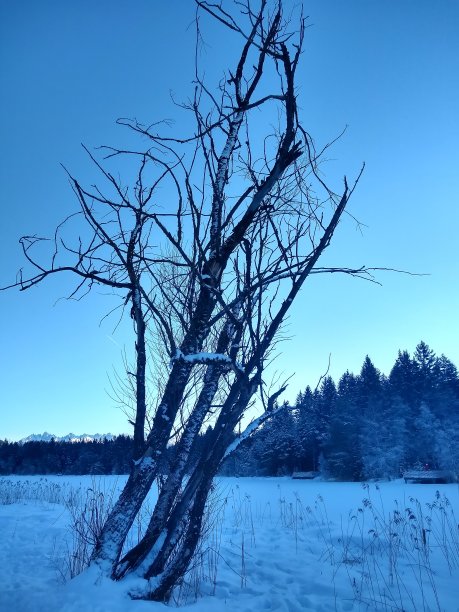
[170,349,245,375]
[223,384,289,459]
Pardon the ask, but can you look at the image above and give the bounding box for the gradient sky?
[1,1,458,441]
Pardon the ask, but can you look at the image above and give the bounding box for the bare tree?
[3,0,372,601]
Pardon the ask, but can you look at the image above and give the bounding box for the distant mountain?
[19,432,116,444]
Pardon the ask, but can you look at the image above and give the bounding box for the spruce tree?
[325,371,361,480]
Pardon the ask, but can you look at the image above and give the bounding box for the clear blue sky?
[1,1,458,441]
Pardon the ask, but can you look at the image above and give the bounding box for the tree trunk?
[116,315,241,577]
[92,286,219,572]
[132,287,147,459]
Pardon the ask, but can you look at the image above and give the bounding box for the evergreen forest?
[225,342,459,479]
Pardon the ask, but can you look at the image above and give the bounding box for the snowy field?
[0,476,458,612]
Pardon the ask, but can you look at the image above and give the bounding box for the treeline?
[2,342,458,480]
[0,429,212,476]
[0,435,134,475]
[222,342,459,479]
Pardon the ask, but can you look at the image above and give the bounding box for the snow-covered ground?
[0,476,458,611]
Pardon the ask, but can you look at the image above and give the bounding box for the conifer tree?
[325,371,360,480]
[295,386,318,470]
[414,341,437,401]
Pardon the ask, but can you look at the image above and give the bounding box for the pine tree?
[389,350,419,407]
[325,371,361,480]
[414,341,437,402]
[432,355,459,422]
[295,386,318,471]
[313,377,337,471]
[357,357,389,479]
[254,403,296,475]
[435,354,458,388]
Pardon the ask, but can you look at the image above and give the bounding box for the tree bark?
[132,287,147,459]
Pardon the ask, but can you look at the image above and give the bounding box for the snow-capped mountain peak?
[19,432,115,444]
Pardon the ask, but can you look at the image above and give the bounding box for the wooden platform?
[403,470,454,484]
[292,471,319,480]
